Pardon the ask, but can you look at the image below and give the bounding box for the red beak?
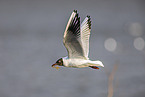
[52,63,57,67]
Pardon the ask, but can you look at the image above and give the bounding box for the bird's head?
[52,58,63,70]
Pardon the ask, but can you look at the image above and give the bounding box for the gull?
[52,10,104,70]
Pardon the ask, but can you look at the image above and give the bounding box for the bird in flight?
[52,10,104,70]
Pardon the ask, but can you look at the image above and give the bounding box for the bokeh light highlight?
[104,38,117,52]
[134,37,145,51]
[129,22,143,37]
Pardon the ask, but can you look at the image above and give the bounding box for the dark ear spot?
[56,60,59,63]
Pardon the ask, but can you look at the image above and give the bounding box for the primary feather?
[81,15,91,59]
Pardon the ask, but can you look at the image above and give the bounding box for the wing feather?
[63,10,85,59]
[63,10,91,59]
[81,16,91,59]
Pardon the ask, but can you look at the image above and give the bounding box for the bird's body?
[52,10,104,69]
[62,57,103,68]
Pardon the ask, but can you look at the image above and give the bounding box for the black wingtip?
[87,15,91,29]
[73,10,77,13]
[87,15,90,18]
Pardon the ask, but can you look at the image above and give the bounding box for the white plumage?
[52,10,104,69]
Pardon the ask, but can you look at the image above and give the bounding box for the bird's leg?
[89,66,99,69]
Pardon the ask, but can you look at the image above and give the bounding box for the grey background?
[0,0,145,97]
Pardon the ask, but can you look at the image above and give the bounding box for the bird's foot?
[54,66,60,70]
[52,65,60,70]
[89,66,99,69]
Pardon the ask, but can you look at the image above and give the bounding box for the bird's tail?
[89,60,104,69]
[89,60,104,67]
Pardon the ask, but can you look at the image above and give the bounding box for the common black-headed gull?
[52,10,104,70]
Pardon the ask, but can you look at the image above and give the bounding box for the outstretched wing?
[63,10,85,59]
[81,16,91,59]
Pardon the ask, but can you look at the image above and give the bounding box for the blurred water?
[0,0,145,97]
